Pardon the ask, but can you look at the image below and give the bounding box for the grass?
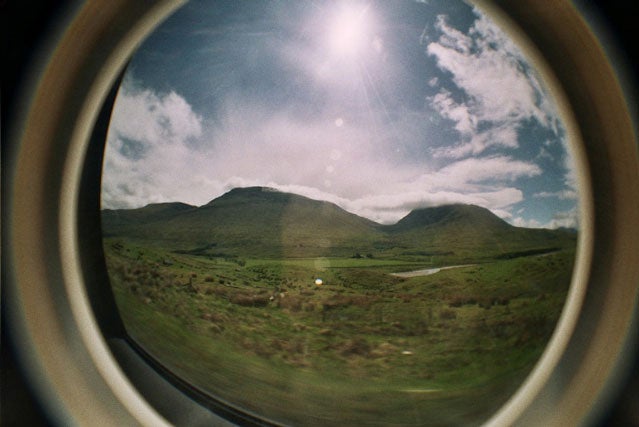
[104,236,574,426]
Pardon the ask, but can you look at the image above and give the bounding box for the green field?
[104,238,574,426]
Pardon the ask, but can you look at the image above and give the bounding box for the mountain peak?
[391,203,510,232]
[227,186,281,195]
[206,186,284,205]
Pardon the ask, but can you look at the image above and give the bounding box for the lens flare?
[328,4,371,58]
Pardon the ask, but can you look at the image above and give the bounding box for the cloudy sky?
[101,0,579,228]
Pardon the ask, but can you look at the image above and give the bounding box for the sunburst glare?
[327,3,373,58]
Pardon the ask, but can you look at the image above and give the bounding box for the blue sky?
[102,0,579,228]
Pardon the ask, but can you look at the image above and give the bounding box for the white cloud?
[512,208,579,229]
[434,121,519,158]
[109,83,202,146]
[511,216,543,229]
[536,146,553,160]
[429,89,475,134]
[202,99,421,200]
[430,155,541,189]
[546,208,579,229]
[102,78,543,226]
[426,11,559,158]
[101,83,206,209]
[433,15,473,54]
[427,28,530,124]
[102,84,417,211]
[534,190,578,200]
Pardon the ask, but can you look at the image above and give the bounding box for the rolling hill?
[101,186,576,259]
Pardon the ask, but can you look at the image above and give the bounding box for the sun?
[327,3,372,58]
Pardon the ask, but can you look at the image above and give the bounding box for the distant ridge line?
[101,186,577,258]
[106,186,506,228]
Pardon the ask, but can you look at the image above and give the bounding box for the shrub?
[447,294,477,307]
[338,338,371,357]
[230,293,270,307]
[448,296,463,307]
[212,287,228,297]
[439,308,457,320]
[277,295,303,312]
[303,302,317,312]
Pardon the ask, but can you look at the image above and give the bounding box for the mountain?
[102,202,195,237]
[102,187,383,257]
[385,203,569,257]
[101,187,576,259]
[390,204,512,232]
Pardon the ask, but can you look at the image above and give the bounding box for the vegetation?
[102,187,577,425]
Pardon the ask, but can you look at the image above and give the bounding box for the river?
[390,264,476,278]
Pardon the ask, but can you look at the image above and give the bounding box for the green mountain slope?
[102,202,195,237]
[103,187,383,257]
[383,204,569,258]
[390,204,512,232]
[101,187,576,260]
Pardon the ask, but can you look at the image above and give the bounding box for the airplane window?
[100,1,581,424]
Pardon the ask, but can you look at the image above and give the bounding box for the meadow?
[104,237,574,425]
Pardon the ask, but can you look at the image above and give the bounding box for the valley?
[102,187,577,425]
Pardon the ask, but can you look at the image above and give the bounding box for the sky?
[101,0,580,229]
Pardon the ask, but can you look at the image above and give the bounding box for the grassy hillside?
[102,187,578,425]
[105,239,575,426]
[385,206,573,262]
[102,202,195,237]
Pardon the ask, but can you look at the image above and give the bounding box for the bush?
[337,338,371,357]
[230,293,270,307]
[277,295,303,312]
[439,308,457,320]
[447,294,477,307]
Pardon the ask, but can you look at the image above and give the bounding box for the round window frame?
[5,1,638,426]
